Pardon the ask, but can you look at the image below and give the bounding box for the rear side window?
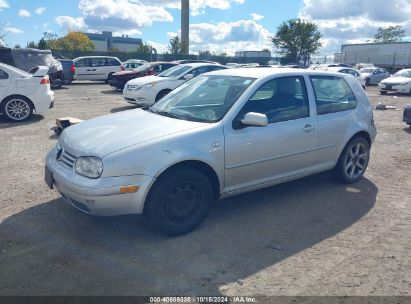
[91,58,106,67]
[75,59,89,68]
[310,76,357,115]
[0,69,9,79]
[106,58,121,66]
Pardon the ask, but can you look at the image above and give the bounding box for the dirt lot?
[0,82,410,296]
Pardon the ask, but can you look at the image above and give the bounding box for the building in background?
[340,42,411,69]
[84,31,143,52]
[235,50,272,59]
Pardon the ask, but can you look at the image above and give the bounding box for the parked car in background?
[123,59,148,71]
[58,59,75,84]
[0,63,54,121]
[109,62,178,90]
[378,69,411,95]
[123,63,227,106]
[73,56,124,82]
[0,48,63,89]
[326,67,366,89]
[45,68,376,235]
[173,59,218,64]
[359,67,390,85]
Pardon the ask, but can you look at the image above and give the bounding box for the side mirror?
[183,74,194,80]
[241,112,268,127]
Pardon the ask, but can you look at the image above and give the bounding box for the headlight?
[141,82,157,89]
[75,157,103,179]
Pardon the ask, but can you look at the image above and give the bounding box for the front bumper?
[123,88,155,106]
[45,148,154,216]
[379,83,410,93]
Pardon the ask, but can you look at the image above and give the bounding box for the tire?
[365,78,370,86]
[144,167,212,236]
[380,90,387,95]
[1,96,33,122]
[106,73,115,84]
[155,89,171,103]
[335,137,370,184]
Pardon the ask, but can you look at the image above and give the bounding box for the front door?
[224,76,319,193]
[74,58,91,81]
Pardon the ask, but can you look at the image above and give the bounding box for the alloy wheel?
[5,99,31,121]
[344,142,369,179]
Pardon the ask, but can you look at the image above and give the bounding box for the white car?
[123,59,148,71]
[73,56,124,82]
[123,63,227,106]
[326,67,366,89]
[378,69,411,95]
[0,63,54,121]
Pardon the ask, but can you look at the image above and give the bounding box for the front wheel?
[335,137,370,184]
[1,96,33,122]
[144,168,212,236]
[380,90,387,95]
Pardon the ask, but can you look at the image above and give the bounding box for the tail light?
[40,76,50,85]
[120,65,125,71]
[70,64,76,74]
[146,69,155,75]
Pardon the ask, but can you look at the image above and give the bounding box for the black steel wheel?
[144,167,212,236]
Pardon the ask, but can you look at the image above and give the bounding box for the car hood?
[381,76,410,84]
[113,70,141,77]
[59,109,206,158]
[127,75,169,85]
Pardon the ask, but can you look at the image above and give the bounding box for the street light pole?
[181,0,189,55]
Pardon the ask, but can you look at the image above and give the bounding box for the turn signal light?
[119,186,140,193]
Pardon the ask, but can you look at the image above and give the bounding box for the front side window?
[310,76,357,115]
[0,69,9,79]
[240,76,309,124]
[106,58,121,66]
[150,75,255,122]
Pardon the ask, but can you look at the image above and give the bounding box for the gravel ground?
[0,82,410,296]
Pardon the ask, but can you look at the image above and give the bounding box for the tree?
[26,41,38,48]
[198,50,211,56]
[167,35,187,55]
[374,26,406,43]
[136,43,152,54]
[272,18,322,65]
[14,44,21,48]
[53,32,94,51]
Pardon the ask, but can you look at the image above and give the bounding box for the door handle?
[86,69,91,71]
[92,69,96,71]
[303,124,315,133]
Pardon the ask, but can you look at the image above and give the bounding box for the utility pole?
[181,0,189,55]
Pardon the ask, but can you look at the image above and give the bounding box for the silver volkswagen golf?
[45,68,376,235]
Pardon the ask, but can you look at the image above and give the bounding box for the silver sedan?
[45,68,377,235]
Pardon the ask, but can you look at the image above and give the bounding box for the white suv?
[123,63,227,106]
[73,56,124,82]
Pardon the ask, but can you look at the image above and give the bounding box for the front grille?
[59,150,76,168]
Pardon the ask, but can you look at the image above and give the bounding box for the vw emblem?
[56,148,63,160]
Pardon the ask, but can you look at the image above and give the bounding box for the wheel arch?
[0,94,35,113]
[144,160,221,213]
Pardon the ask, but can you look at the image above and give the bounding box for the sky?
[1,0,411,56]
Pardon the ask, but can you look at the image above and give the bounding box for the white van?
[73,56,124,82]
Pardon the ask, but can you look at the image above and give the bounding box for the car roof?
[326,67,355,71]
[178,62,221,68]
[73,56,120,61]
[206,67,353,79]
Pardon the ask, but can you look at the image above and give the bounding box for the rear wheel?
[380,90,387,95]
[365,78,370,86]
[144,168,212,236]
[335,137,370,184]
[1,96,33,122]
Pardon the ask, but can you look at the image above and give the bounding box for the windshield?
[360,68,374,73]
[158,65,192,77]
[134,63,152,72]
[149,75,255,123]
[394,70,411,78]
